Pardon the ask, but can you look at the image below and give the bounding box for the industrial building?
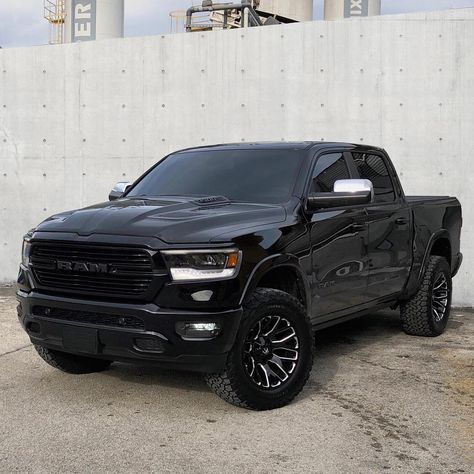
[0,1,473,306]
[43,1,383,43]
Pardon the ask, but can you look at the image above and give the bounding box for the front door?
[307,152,370,320]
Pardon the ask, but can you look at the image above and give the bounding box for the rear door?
[307,151,370,319]
[348,150,412,300]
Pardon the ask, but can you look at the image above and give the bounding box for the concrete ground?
[0,287,472,474]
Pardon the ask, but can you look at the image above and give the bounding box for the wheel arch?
[430,235,452,266]
[422,230,452,272]
[401,229,453,301]
[416,230,452,289]
[239,255,311,315]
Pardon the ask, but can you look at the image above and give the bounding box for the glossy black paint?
[17,289,241,372]
[17,142,462,371]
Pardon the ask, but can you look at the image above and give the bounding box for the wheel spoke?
[263,316,281,337]
[253,320,262,340]
[268,356,289,381]
[433,298,447,309]
[273,347,298,361]
[248,356,256,377]
[271,328,296,344]
[258,363,270,388]
[433,278,447,290]
[253,362,263,386]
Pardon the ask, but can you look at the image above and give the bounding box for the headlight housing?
[21,239,32,267]
[162,249,241,282]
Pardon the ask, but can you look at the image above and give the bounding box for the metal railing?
[44,0,66,44]
[186,2,263,32]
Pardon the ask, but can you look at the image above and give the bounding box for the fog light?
[191,290,213,302]
[134,338,165,353]
[175,322,221,341]
[27,322,41,334]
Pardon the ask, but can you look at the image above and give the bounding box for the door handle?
[351,223,366,232]
[395,217,409,226]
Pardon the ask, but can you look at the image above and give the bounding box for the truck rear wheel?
[34,345,112,374]
[400,256,452,337]
[205,288,314,410]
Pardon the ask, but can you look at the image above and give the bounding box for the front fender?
[239,254,311,314]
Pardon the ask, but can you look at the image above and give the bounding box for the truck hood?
[35,197,287,243]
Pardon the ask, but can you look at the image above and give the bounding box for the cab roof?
[176,141,366,153]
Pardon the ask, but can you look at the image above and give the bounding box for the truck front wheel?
[34,345,112,374]
[205,288,314,410]
[400,256,452,337]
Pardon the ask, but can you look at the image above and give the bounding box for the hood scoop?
[192,196,231,206]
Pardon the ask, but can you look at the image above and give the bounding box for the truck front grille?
[33,306,145,330]
[29,242,167,299]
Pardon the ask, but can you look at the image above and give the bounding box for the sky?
[0,0,473,48]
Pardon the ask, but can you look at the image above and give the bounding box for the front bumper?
[17,290,242,373]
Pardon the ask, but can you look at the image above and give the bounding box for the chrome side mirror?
[109,181,131,201]
[334,179,374,200]
[306,179,373,211]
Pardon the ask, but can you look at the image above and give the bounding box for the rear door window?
[352,153,396,203]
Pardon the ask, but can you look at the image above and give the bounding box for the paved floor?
[0,286,472,473]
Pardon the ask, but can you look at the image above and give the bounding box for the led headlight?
[162,249,241,282]
[21,238,32,267]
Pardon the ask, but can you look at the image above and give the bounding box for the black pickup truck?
[17,142,462,410]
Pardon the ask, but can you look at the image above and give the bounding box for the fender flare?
[239,254,311,314]
[405,229,452,297]
[418,229,451,279]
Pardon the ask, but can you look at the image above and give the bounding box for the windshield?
[127,149,304,204]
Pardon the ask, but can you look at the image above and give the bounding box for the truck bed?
[403,195,462,290]
[406,195,453,204]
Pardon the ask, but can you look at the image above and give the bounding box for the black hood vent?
[192,196,231,206]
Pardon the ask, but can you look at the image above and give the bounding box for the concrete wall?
[0,8,473,305]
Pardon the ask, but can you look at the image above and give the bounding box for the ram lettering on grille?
[57,261,109,273]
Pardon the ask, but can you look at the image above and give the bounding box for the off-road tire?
[205,288,314,410]
[400,256,452,337]
[34,345,112,374]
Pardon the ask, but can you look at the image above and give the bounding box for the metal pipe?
[186,2,262,32]
[246,7,263,26]
[223,9,228,29]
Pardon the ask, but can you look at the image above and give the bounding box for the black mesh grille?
[30,242,165,298]
[33,306,145,330]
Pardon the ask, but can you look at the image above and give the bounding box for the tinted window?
[128,150,304,204]
[353,153,396,203]
[310,153,350,193]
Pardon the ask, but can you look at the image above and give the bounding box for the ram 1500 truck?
[17,142,463,410]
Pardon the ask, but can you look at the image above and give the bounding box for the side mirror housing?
[109,182,131,201]
[306,179,373,211]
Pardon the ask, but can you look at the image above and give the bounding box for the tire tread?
[34,345,112,374]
